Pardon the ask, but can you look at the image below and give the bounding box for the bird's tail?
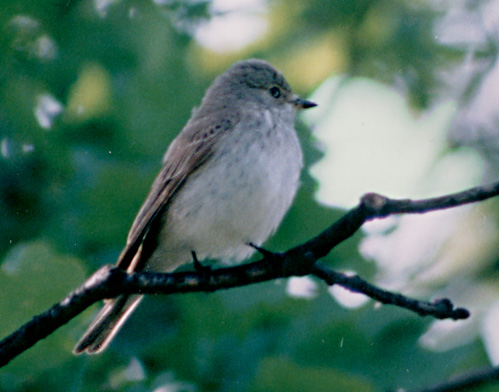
[73,294,143,354]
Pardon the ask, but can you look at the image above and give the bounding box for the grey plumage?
[74,59,316,354]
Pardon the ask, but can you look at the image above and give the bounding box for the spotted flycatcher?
[74,59,317,354]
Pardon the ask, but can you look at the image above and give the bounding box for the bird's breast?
[153,109,303,267]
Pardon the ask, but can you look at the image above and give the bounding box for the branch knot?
[360,192,389,217]
[282,247,318,276]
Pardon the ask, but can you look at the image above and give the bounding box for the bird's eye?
[269,86,281,99]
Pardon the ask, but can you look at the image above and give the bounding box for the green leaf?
[0,241,87,390]
[251,357,374,392]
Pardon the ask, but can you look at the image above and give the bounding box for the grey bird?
[74,59,317,354]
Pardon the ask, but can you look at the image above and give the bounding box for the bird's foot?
[248,242,284,263]
[191,251,212,274]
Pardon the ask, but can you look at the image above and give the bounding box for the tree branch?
[0,181,497,368]
[312,265,469,319]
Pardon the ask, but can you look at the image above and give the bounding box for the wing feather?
[116,112,239,271]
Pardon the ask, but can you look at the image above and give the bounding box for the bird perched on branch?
[74,59,317,354]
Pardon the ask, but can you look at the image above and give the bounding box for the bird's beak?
[291,96,317,110]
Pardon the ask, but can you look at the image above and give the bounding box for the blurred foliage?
[0,0,498,391]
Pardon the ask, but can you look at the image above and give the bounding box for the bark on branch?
[0,181,498,368]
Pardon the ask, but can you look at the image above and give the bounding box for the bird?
[74,59,317,354]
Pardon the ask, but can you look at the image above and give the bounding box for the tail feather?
[73,294,143,354]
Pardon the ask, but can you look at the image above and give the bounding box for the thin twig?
[312,264,469,319]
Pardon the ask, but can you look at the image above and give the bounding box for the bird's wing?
[116,112,239,272]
